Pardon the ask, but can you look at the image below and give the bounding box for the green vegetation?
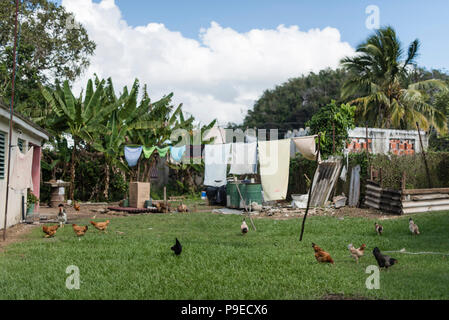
[1,212,448,299]
[340,26,448,133]
[307,100,356,157]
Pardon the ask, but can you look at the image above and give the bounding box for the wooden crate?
[129,182,151,208]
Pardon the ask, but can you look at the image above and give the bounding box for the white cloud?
[62,0,355,125]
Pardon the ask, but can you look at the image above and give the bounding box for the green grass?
[1,211,449,299]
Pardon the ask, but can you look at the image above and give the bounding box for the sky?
[57,0,449,125]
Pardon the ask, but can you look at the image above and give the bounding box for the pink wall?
[31,146,41,211]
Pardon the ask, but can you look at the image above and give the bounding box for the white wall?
[347,127,428,154]
[0,117,43,230]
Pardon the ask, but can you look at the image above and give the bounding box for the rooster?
[373,247,397,269]
[409,218,420,235]
[375,222,383,235]
[42,225,59,238]
[312,243,334,264]
[347,243,366,263]
[241,219,248,235]
[90,220,110,232]
[72,224,88,237]
[57,204,67,227]
[171,238,182,256]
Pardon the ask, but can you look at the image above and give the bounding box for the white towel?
[10,146,34,191]
[229,142,257,175]
[204,143,232,187]
[258,139,290,201]
[292,136,321,162]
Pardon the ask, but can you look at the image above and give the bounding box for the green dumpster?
[244,184,263,206]
[226,183,262,208]
[226,182,241,208]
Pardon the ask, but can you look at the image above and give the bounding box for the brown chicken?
[312,243,334,264]
[90,220,110,232]
[74,202,81,211]
[155,202,171,213]
[348,243,366,263]
[409,218,420,235]
[177,203,189,213]
[72,224,88,237]
[42,225,59,238]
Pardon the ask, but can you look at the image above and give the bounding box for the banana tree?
[40,79,117,200]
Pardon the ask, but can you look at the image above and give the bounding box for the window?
[18,138,25,152]
[0,131,6,180]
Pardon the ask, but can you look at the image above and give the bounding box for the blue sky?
[88,0,449,71]
[59,0,449,124]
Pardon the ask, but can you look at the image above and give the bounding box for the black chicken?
[171,238,182,256]
[373,247,397,269]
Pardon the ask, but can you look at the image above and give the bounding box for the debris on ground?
[333,194,347,209]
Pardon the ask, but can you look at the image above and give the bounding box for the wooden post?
[299,133,320,242]
[401,172,407,192]
[164,186,167,209]
[234,177,256,231]
[365,123,370,175]
[3,0,19,241]
[416,122,432,188]
[332,121,335,154]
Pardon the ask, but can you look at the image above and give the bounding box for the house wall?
[347,127,428,155]
[0,117,44,230]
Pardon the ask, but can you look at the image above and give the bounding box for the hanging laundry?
[184,145,205,163]
[245,134,257,144]
[229,142,257,175]
[10,146,34,191]
[142,146,156,159]
[124,146,143,167]
[258,139,291,201]
[156,146,170,158]
[170,145,186,162]
[204,143,232,187]
[340,165,347,182]
[292,136,321,162]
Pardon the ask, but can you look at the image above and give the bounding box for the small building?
[0,103,49,230]
[347,127,428,155]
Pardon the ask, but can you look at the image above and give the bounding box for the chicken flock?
[42,203,422,267]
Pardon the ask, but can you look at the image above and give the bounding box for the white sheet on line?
[10,146,34,191]
[229,142,257,175]
[203,143,232,187]
[258,139,290,201]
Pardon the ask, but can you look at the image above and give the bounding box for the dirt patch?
[250,205,402,221]
[0,223,37,252]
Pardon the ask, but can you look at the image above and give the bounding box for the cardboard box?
[129,182,151,208]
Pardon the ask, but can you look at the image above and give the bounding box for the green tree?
[40,79,116,200]
[243,68,352,130]
[1,0,95,112]
[340,26,447,133]
[306,100,356,157]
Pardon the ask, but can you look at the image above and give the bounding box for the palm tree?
[340,26,447,133]
[40,79,116,200]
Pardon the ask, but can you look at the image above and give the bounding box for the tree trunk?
[69,138,78,201]
[103,162,110,201]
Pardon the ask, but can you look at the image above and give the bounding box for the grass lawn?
[0,211,448,299]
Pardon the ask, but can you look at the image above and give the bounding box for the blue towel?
[170,145,186,162]
[124,146,143,167]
